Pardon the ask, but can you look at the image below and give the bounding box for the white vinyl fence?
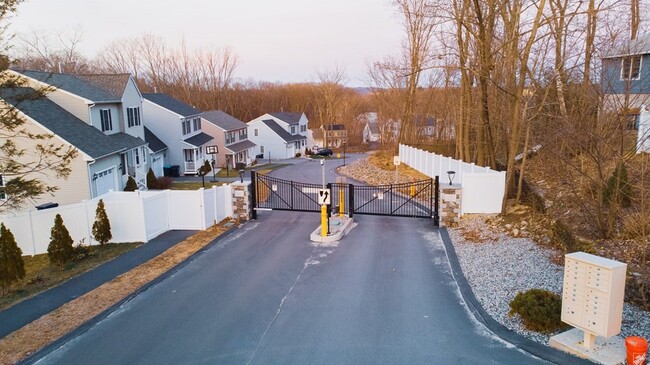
[0,186,233,256]
[399,144,506,214]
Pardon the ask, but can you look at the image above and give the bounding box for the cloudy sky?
[8,0,404,86]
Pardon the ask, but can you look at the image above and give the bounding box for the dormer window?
[182,119,191,135]
[100,109,113,132]
[621,56,642,80]
[127,107,141,127]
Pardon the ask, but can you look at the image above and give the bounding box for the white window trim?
[100,109,113,132]
[0,174,6,200]
[621,56,642,81]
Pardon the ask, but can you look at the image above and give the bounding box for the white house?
[200,110,256,168]
[144,127,168,177]
[248,112,309,159]
[638,106,650,153]
[142,93,213,176]
[9,70,150,204]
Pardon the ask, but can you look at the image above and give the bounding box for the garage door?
[152,155,164,178]
[95,167,116,196]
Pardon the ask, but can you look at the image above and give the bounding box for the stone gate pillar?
[439,184,462,227]
[231,181,252,221]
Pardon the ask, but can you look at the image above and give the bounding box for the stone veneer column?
[439,184,462,227]
[231,181,252,221]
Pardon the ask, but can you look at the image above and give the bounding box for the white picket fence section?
[399,144,506,214]
[0,186,233,256]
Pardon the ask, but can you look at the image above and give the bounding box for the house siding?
[201,121,228,167]
[10,115,92,208]
[90,103,122,135]
[142,99,188,173]
[121,77,145,140]
[45,89,91,124]
[89,155,122,195]
[602,55,650,96]
[247,120,295,159]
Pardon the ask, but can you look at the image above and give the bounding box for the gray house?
[142,93,213,176]
[10,70,151,200]
[602,35,650,127]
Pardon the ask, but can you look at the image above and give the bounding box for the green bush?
[48,214,75,267]
[509,289,568,333]
[146,168,157,189]
[92,199,112,245]
[124,176,138,191]
[295,152,302,157]
[0,223,25,294]
[603,163,632,208]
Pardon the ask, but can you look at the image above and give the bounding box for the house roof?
[16,70,130,103]
[323,124,345,131]
[261,119,306,143]
[604,34,650,58]
[225,139,257,154]
[143,93,200,117]
[144,127,168,153]
[366,121,380,134]
[0,87,144,159]
[270,112,303,125]
[201,110,247,131]
[183,132,213,147]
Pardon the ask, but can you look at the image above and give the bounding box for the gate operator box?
[561,252,627,339]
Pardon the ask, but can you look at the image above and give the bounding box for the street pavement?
[23,156,575,364]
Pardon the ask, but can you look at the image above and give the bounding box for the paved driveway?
[28,157,553,364]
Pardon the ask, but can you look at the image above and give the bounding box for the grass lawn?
[0,242,141,310]
[171,181,225,190]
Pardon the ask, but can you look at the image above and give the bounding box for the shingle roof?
[143,93,200,117]
[270,112,303,125]
[16,70,129,103]
[183,132,213,147]
[201,110,247,131]
[225,139,257,154]
[144,127,168,153]
[261,119,306,143]
[0,87,143,159]
[604,34,650,58]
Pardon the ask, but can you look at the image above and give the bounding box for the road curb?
[19,225,241,365]
[438,228,595,365]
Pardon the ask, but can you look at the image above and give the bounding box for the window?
[239,128,247,140]
[300,125,306,132]
[193,117,201,131]
[182,119,192,135]
[0,174,6,200]
[291,125,296,134]
[127,107,141,127]
[226,131,235,144]
[100,109,113,132]
[621,56,642,80]
[260,146,264,153]
[254,128,258,136]
[135,148,140,165]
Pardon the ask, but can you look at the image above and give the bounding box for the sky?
[7,0,404,87]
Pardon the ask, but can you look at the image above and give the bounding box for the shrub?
[295,152,302,157]
[603,163,632,208]
[551,220,593,253]
[0,223,25,294]
[509,289,568,333]
[92,199,112,245]
[48,214,75,267]
[73,239,92,261]
[621,211,650,239]
[146,168,157,189]
[124,176,138,191]
[198,160,212,176]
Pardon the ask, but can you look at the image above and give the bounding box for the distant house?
[318,124,347,148]
[602,34,650,128]
[144,127,168,178]
[360,112,380,144]
[636,107,650,153]
[142,93,213,176]
[248,112,309,159]
[416,117,436,138]
[200,110,256,168]
[11,70,150,199]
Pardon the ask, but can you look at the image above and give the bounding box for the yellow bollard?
[410,184,415,197]
[321,204,328,237]
[339,190,345,214]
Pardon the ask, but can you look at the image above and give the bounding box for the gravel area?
[448,215,650,345]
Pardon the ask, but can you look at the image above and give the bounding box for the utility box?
[562,252,627,340]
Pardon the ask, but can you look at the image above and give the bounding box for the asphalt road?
[29,156,551,364]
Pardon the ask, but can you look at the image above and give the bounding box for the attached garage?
[95,167,117,196]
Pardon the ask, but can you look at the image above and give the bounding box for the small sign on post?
[393,156,401,166]
[318,189,331,205]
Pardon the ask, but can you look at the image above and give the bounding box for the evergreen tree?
[47,214,74,267]
[604,163,632,208]
[199,160,212,176]
[146,168,157,189]
[92,199,112,245]
[124,176,138,191]
[0,223,25,295]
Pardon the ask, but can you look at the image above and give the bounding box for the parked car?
[255,153,264,159]
[316,148,333,157]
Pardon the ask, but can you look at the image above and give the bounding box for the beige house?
[200,110,256,168]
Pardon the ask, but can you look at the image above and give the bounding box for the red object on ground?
[626,336,648,365]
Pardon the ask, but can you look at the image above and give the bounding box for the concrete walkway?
[0,230,196,339]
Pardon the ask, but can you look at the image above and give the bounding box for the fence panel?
[460,172,506,214]
[143,191,169,240]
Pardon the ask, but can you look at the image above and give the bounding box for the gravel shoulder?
[448,215,650,345]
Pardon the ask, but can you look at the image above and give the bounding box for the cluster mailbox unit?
[561,252,627,348]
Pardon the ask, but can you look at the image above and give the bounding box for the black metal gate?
[251,171,439,225]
